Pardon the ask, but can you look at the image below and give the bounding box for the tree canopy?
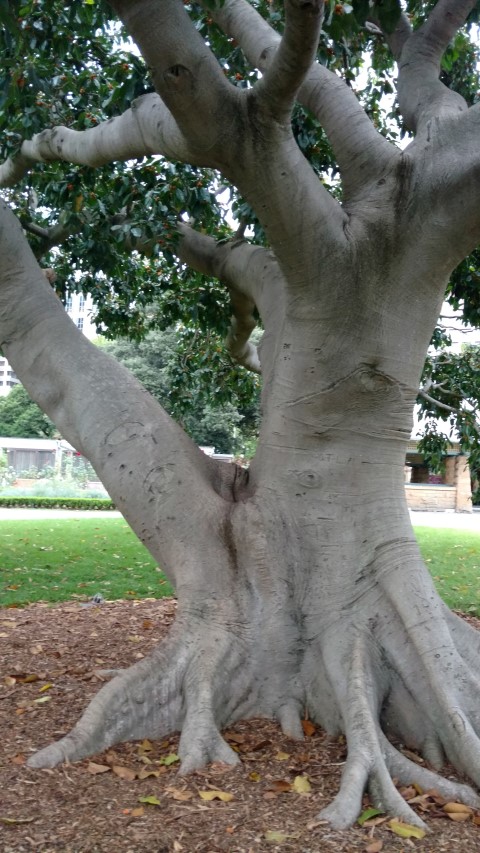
[0,382,55,437]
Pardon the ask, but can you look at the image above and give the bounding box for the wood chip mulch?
[1,598,480,853]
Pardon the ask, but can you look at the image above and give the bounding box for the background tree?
[0,382,55,438]
[99,328,260,454]
[1,0,480,833]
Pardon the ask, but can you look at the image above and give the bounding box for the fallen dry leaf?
[387,819,426,839]
[165,787,194,801]
[264,830,300,843]
[444,812,472,823]
[130,807,145,817]
[292,775,311,794]
[87,762,111,775]
[268,780,292,793]
[443,802,473,815]
[198,790,234,802]
[274,751,290,761]
[137,767,162,780]
[301,719,316,737]
[112,765,137,781]
[364,840,383,853]
[10,754,26,765]
[0,817,35,825]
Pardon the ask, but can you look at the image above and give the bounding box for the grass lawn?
[0,518,173,607]
[1,518,480,612]
[415,526,480,614]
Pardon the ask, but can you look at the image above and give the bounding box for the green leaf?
[159,752,180,766]
[357,807,384,826]
[138,795,161,806]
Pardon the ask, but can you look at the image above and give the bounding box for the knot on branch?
[164,64,191,82]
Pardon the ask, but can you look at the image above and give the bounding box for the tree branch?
[367,10,412,62]
[0,94,199,188]
[418,387,480,438]
[255,0,324,121]
[21,215,83,257]
[108,0,237,156]
[418,388,460,414]
[177,223,286,375]
[205,0,398,196]
[396,0,476,133]
[0,198,235,558]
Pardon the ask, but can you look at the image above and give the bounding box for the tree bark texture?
[1,0,480,830]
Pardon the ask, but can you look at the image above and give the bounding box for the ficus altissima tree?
[1,0,480,830]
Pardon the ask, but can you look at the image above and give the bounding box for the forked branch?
[205,0,398,194]
[255,0,324,120]
[396,0,477,133]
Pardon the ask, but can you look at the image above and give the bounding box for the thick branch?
[109,0,237,155]
[0,198,234,572]
[177,223,286,374]
[255,0,324,120]
[205,0,398,195]
[396,0,476,133]
[0,94,198,188]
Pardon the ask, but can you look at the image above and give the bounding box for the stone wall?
[405,484,456,511]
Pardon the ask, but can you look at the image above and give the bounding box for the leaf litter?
[1,597,480,851]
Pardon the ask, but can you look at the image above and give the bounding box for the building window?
[66,297,73,312]
[76,318,84,331]
[79,295,85,313]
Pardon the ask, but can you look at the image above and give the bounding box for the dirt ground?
[1,598,480,853]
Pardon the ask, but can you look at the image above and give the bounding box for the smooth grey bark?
[1,0,480,831]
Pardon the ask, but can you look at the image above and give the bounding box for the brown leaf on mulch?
[1,598,480,853]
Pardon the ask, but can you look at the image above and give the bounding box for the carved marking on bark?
[105,421,145,445]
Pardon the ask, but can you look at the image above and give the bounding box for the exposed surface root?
[317,634,428,830]
[27,633,187,768]
[24,573,480,834]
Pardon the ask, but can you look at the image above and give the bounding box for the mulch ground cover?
[1,598,480,853]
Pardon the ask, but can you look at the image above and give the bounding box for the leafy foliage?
[0,383,56,437]
[98,329,260,454]
[418,344,480,474]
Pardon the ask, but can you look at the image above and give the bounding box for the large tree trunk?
[2,197,480,830]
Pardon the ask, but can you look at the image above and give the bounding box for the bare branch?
[418,387,480,435]
[255,0,324,120]
[0,94,199,188]
[396,0,476,133]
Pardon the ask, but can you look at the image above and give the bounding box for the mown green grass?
[0,518,173,606]
[415,526,480,614]
[1,518,479,612]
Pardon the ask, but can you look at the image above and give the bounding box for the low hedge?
[0,496,115,510]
